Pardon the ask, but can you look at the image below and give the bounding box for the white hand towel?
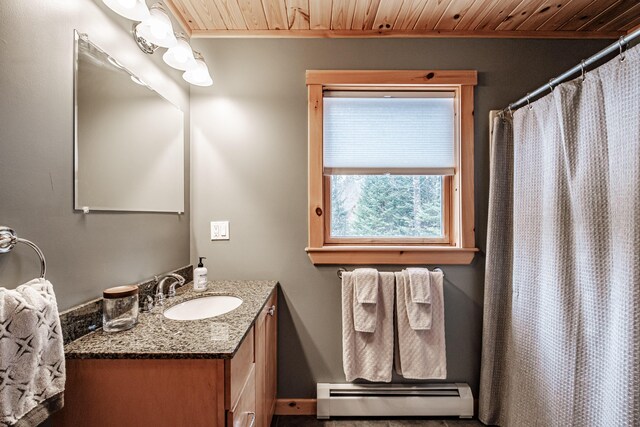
[0,279,65,426]
[352,268,379,333]
[402,270,432,330]
[342,272,394,382]
[406,267,431,303]
[395,270,446,379]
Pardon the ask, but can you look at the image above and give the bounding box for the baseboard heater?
[317,383,473,419]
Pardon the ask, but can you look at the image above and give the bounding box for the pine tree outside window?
[306,71,478,265]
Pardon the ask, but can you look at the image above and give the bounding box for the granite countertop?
[64,280,278,359]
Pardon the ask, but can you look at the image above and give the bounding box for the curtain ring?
[580,60,586,81]
[618,36,626,62]
[508,105,512,116]
[548,78,555,92]
[526,94,532,110]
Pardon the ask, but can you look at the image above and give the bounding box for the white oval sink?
[163,296,243,321]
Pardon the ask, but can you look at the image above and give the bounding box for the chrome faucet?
[165,273,186,298]
[154,273,186,306]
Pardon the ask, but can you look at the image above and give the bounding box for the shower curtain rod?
[502,28,640,114]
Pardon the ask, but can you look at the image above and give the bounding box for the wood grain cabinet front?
[52,289,278,427]
[255,291,277,427]
[227,365,256,427]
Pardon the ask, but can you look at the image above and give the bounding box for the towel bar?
[0,226,47,279]
[337,267,443,279]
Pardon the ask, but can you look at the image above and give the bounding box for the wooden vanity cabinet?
[227,290,277,427]
[227,364,256,427]
[255,291,277,427]
[53,290,277,427]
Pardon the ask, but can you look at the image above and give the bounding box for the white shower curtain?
[480,44,640,426]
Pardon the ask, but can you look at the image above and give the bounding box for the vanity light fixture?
[102,0,213,87]
[183,51,213,87]
[102,0,150,21]
[132,22,158,54]
[135,3,177,49]
[162,33,197,71]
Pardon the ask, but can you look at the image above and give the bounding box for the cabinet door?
[53,359,226,427]
[264,292,277,423]
[227,327,255,410]
[228,365,256,427]
[255,291,277,427]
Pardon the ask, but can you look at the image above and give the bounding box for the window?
[325,92,453,244]
[306,70,478,265]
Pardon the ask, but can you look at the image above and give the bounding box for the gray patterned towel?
[0,278,65,427]
[395,270,446,379]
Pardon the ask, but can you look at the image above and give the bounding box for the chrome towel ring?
[0,226,47,279]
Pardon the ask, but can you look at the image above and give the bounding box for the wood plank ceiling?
[165,0,640,38]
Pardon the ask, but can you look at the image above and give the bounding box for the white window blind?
[323,92,455,175]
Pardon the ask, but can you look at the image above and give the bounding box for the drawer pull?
[267,305,275,317]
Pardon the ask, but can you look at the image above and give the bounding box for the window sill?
[305,246,478,265]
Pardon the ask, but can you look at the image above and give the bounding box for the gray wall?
[189,37,609,398]
[0,0,190,310]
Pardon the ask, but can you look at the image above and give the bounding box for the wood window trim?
[306,70,478,265]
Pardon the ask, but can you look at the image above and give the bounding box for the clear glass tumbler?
[103,285,139,333]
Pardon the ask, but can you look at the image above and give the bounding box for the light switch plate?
[210,221,230,240]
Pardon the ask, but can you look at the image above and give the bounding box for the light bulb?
[117,0,136,9]
[163,34,196,71]
[183,53,212,87]
[102,0,150,21]
[173,49,188,63]
[150,17,169,39]
[135,3,177,48]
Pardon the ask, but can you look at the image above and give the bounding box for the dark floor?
[272,416,484,426]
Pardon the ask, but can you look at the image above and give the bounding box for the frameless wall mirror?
[74,30,184,213]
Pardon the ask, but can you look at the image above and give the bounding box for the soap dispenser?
[193,257,208,292]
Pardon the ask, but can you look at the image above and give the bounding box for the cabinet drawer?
[226,326,255,409]
[228,365,256,427]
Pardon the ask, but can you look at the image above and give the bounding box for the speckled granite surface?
[64,280,278,359]
[59,265,193,344]
[59,298,103,344]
